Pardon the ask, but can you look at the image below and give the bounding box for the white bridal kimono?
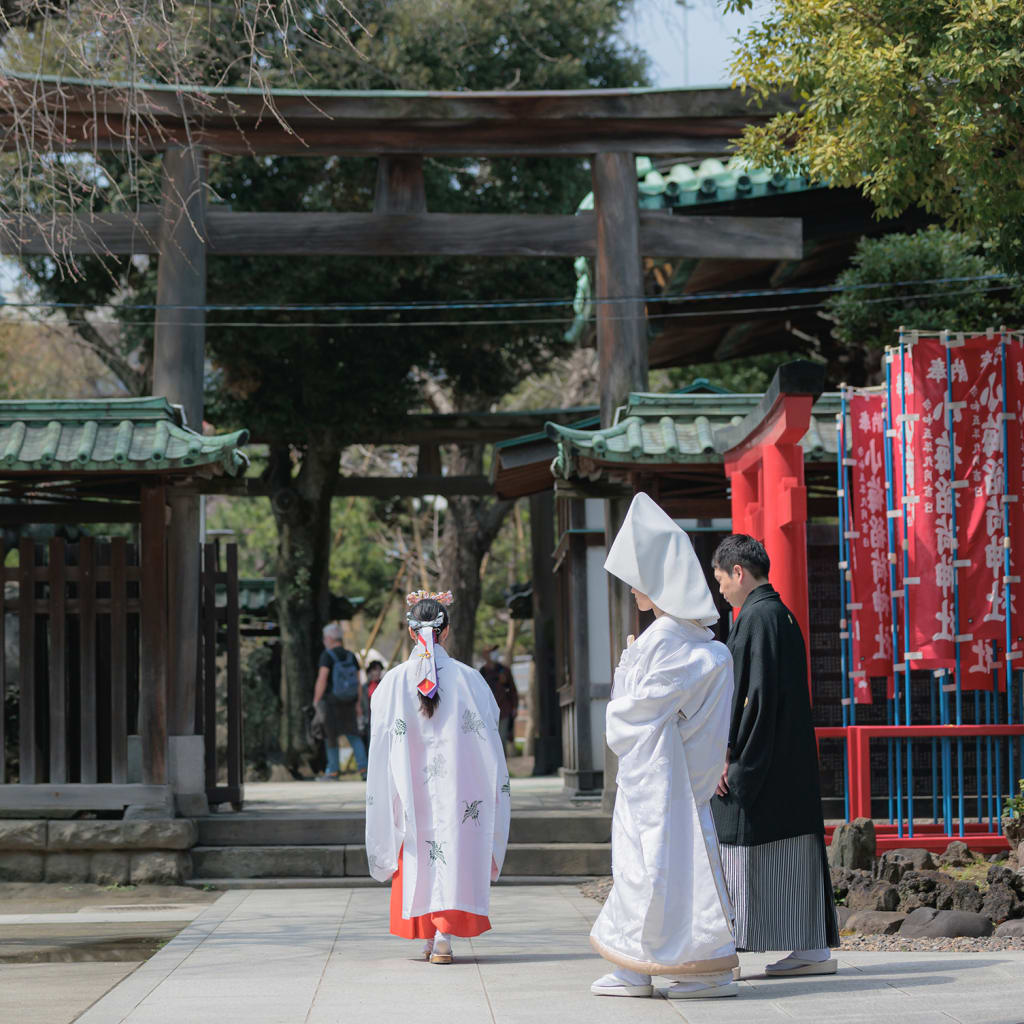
[365,645,511,920]
[590,615,738,976]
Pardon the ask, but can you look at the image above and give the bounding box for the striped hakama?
[720,833,839,952]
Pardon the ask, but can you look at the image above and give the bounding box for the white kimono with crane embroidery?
[590,616,738,976]
[365,645,511,919]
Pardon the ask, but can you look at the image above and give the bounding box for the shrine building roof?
[544,389,841,484]
[0,397,249,476]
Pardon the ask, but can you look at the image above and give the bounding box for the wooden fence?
[199,542,243,810]
[0,537,169,810]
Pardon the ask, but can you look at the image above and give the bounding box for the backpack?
[327,648,360,702]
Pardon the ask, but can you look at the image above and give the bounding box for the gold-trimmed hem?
[590,935,738,977]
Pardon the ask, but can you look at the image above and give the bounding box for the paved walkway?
[75,886,1024,1024]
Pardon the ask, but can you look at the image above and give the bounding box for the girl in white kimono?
[365,592,511,965]
[590,493,739,999]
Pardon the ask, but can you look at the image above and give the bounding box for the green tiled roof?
[545,390,840,480]
[0,397,249,475]
[566,156,821,344]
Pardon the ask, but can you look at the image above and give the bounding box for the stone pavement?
[75,885,1024,1024]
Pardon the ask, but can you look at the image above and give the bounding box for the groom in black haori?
[711,535,839,977]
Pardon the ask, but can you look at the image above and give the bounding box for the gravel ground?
[578,878,1024,952]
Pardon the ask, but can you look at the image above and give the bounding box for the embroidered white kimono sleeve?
[365,646,511,919]
[590,616,738,976]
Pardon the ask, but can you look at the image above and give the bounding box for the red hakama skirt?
[389,845,491,939]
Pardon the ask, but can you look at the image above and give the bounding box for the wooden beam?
[0,77,796,156]
[139,484,168,786]
[374,156,426,214]
[593,152,647,426]
[0,503,140,524]
[0,783,171,810]
[1,210,803,259]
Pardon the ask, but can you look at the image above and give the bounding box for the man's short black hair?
[712,534,770,580]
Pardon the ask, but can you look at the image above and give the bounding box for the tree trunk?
[268,440,340,759]
[439,441,513,665]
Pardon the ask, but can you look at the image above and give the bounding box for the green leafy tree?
[824,229,1024,384]
[15,0,649,753]
[725,1,1024,272]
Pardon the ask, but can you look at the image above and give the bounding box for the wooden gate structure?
[0,398,248,813]
[0,76,810,797]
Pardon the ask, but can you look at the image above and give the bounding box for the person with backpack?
[313,622,368,780]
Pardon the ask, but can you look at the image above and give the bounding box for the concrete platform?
[76,886,1024,1024]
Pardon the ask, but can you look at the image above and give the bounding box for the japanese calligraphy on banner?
[1005,339,1024,661]
[903,335,1020,682]
[847,392,891,699]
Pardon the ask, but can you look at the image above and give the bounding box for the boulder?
[835,906,854,930]
[981,883,1024,924]
[935,879,984,914]
[875,848,937,883]
[989,850,1009,863]
[0,820,47,851]
[994,918,1024,937]
[897,870,983,913]
[847,879,900,912]
[830,866,870,904]
[938,840,972,868]
[845,910,906,935]
[129,851,190,885]
[829,818,876,870]
[986,864,1024,897]
[900,907,993,939]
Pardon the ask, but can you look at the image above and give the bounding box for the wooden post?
[592,152,647,428]
[374,156,427,214]
[17,539,38,784]
[529,492,560,775]
[567,498,596,790]
[152,145,206,744]
[139,484,168,786]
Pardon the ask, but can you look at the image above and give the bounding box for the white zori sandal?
[429,933,453,965]
[664,971,738,999]
[590,969,653,997]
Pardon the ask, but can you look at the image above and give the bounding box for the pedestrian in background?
[479,645,519,756]
[313,623,368,781]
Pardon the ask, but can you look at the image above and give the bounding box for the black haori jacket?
[711,584,826,847]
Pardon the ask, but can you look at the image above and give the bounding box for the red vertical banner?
[1005,339,1024,661]
[847,392,891,700]
[906,335,1016,684]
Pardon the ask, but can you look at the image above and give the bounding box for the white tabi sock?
[612,967,652,986]
[791,947,830,962]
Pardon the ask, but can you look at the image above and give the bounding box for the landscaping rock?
[0,852,44,882]
[829,866,867,904]
[897,870,942,912]
[938,840,972,868]
[836,906,853,930]
[847,879,900,912]
[828,818,876,870]
[989,850,1009,863]
[987,863,1024,897]
[91,852,131,886]
[875,848,937,883]
[981,883,1024,924]
[900,907,993,939]
[845,910,906,935]
[44,852,92,883]
[994,918,1024,937]
[0,820,47,850]
[129,851,190,885]
[935,879,984,914]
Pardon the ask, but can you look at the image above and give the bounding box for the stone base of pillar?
[530,736,562,776]
[560,767,603,795]
[169,734,209,818]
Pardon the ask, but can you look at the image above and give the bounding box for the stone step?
[185,875,596,890]
[189,842,611,880]
[196,811,611,848]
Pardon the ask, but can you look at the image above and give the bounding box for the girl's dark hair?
[409,598,449,718]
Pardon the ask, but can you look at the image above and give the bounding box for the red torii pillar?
[719,362,826,700]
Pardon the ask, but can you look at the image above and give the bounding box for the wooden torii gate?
[1,76,803,803]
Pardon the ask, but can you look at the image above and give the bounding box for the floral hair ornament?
[405,589,454,608]
[404,590,452,699]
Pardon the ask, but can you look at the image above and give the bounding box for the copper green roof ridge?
[546,391,841,478]
[0,397,249,475]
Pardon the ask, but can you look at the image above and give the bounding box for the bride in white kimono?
[590,493,739,999]
[365,592,511,965]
